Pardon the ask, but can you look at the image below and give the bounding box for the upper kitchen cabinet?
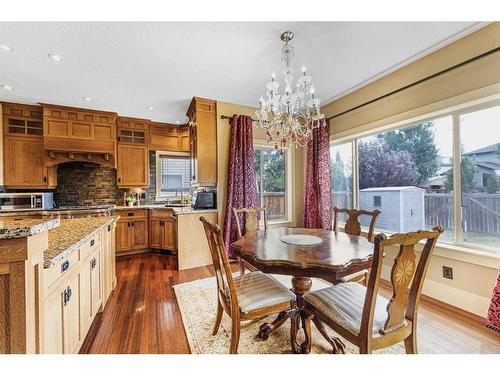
[186,97,217,186]
[149,122,190,152]
[42,104,117,168]
[2,102,57,189]
[116,116,150,188]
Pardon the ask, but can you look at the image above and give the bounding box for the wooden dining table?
[231,227,375,353]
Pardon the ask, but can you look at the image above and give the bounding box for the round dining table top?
[231,227,374,283]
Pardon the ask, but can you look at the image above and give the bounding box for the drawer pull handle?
[91,257,97,269]
[63,286,72,306]
[108,225,111,232]
[61,260,70,273]
[127,212,134,216]
[90,239,95,247]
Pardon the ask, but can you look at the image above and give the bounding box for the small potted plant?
[126,195,137,207]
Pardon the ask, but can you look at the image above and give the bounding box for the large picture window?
[331,100,499,254]
[254,146,288,222]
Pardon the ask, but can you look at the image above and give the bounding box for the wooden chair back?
[200,216,238,309]
[232,207,268,238]
[333,207,381,242]
[361,226,443,338]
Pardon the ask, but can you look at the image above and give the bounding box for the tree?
[259,149,285,192]
[377,121,439,183]
[332,151,348,191]
[444,154,477,193]
[358,140,419,189]
[486,174,499,194]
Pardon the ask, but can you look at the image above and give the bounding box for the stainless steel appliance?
[0,192,54,211]
[193,191,216,210]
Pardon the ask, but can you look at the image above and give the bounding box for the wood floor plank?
[80,253,500,354]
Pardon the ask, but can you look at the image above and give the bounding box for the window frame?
[330,97,500,254]
[253,142,293,224]
[155,150,190,200]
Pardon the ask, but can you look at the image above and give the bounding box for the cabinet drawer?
[43,249,80,290]
[79,234,101,262]
[150,209,177,219]
[117,209,148,219]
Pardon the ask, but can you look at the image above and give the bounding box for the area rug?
[173,274,447,354]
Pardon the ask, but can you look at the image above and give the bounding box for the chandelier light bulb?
[271,72,276,80]
[301,66,307,74]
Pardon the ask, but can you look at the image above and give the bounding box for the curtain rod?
[220,115,258,122]
[326,46,500,122]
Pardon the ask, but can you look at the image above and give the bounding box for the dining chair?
[200,216,296,354]
[232,207,268,275]
[302,226,443,354]
[333,207,381,285]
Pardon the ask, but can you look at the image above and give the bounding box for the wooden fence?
[262,192,286,219]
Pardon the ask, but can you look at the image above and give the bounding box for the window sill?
[268,219,294,228]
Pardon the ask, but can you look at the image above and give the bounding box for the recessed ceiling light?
[82,97,92,102]
[0,44,13,52]
[48,53,64,62]
[175,120,180,124]
[147,106,154,110]
[0,84,13,90]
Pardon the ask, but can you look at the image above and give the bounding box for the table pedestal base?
[256,276,346,354]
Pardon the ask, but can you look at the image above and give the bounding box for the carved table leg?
[312,316,346,354]
[257,310,290,340]
[290,276,312,353]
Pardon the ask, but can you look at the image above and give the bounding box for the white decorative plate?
[280,234,323,246]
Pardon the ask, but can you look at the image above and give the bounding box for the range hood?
[41,103,117,168]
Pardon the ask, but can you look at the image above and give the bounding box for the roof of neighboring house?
[465,143,500,156]
[360,186,425,192]
[476,162,500,171]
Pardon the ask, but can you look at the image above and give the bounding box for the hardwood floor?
[80,253,500,354]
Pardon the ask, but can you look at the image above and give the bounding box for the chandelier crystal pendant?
[255,31,325,148]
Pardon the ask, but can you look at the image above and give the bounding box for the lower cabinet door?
[42,287,64,354]
[63,273,80,354]
[115,220,130,252]
[149,218,162,249]
[162,219,177,251]
[79,257,93,337]
[91,249,102,315]
[130,218,148,250]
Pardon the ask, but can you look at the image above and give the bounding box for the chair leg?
[213,300,223,335]
[239,259,245,276]
[404,328,418,354]
[359,340,372,354]
[301,311,314,354]
[312,316,346,354]
[229,315,241,354]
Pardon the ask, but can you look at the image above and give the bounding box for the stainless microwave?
[0,192,54,211]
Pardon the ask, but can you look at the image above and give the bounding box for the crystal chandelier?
[255,31,325,148]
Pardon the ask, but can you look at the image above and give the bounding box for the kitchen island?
[0,216,117,354]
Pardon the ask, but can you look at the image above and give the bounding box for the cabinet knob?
[90,239,95,247]
[43,176,47,183]
[61,260,70,273]
[118,177,121,183]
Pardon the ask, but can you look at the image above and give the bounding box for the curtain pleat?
[223,114,258,258]
[487,268,500,327]
[304,121,332,229]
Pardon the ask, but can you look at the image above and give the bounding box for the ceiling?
[0,22,486,123]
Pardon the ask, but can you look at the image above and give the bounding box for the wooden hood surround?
[41,104,118,168]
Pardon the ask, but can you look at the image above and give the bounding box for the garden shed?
[359,186,425,233]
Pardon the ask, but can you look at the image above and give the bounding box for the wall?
[322,23,500,318]
[216,101,305,228]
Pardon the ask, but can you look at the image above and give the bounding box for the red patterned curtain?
[304,121,332,229]
[487,269,500,327]
[223,114,258,258]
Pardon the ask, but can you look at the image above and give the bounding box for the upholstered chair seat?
[304,282,405,335]
[232,271,296,314]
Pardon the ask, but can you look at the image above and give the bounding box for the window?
[458,105,500,249]
[254,146,288,222]
[330,100,500,253]
[330,142,353,222]
[156,153,190,197]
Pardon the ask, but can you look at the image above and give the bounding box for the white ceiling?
[0,22,486,123]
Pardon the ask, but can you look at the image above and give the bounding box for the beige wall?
[216,101,304,229]
[0,104,3,186]
[322,23,500,317]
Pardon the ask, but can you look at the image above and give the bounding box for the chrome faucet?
[175,188,184,204]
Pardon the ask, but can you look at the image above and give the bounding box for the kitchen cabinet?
[2,102,57,188]
[42,104,117,168]
[115,209,149,254]
[80,246,102,337]
[42,272,80,354]
[117,144,149,187]
[149,209,177,252]
[117,116,150,188]
[101,222,116,305]
[149,122,190,152]
[186,97,217,186]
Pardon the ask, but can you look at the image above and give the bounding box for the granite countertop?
[44,216,118,268]
[0,217,60,239]
[112,205,217,215]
